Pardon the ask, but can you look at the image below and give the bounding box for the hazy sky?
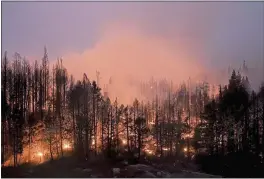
[2,2,263,66]
[2,2,264,103]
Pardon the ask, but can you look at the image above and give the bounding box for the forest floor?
[1,154,221,178]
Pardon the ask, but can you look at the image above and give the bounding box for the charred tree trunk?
[49,132,53,160]
[101,105,104,152]
[126,107,130,152]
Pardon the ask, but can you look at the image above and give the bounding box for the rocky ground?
[113,163,221,178]
[1,155,221,178]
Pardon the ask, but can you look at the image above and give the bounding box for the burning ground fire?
[3,140,73,167]
[3,129,193,167]
[3,104,198,167]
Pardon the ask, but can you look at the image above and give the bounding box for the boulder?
[112,168,121,176]
[127,164,155,171]
[157,171,171,178]
[139,171,157,178]
[82,168,92,173]
[125,164,159,177]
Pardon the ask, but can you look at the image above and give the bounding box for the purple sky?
[2,2,264,73]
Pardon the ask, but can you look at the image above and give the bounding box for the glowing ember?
[148,151,153,155]
[149,121,155,125]
[63,143,71,149]
[122,139,127,145]
[162,147,168,151]
[145,149,153,155]
[92,139,95,145]
[184,147,187,152]
[37,152,43,157]
[183,133,193,139]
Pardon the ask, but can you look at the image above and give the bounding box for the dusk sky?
[2,2,264,103]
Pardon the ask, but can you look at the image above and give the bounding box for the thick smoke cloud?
[60,21,229,104]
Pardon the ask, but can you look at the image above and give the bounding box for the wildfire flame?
[122,139,127,145]
[37,152,43,157]
[63,143,71,149]
[145,149,153,155]
[149,121,155,125]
